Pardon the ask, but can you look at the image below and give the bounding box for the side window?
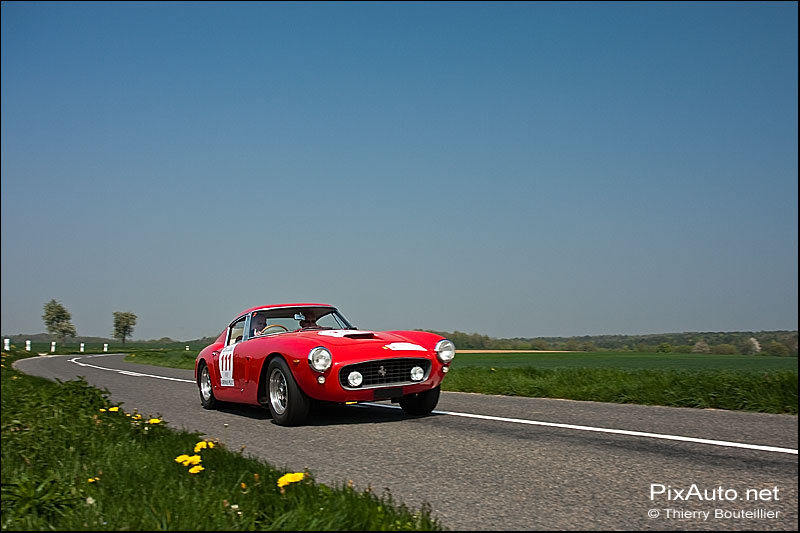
[249,312,266,339]
[228,317,246,346]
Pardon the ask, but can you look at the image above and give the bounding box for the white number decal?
[219,345,235,387]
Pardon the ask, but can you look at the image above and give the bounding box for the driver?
[250,313,268,337]
[299,311,319,329]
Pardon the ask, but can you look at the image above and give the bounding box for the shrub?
[711,344,738,355]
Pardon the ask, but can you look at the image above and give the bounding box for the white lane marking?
[68,354,195,384]
[360,402,799,455]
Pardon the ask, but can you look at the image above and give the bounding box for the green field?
[451,351,799,372]
[442,352,797,414]
[125,348,198,369]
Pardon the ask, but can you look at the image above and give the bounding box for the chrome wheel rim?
[269,368,288,415]
[200,366,212,402]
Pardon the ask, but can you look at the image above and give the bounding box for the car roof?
[235,303,334,318]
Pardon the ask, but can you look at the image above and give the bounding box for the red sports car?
[194,304,456,426]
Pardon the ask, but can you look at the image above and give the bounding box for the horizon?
[3,326,797,345]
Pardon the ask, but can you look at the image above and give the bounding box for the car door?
[233,313,258,395]
[214,315,247,401]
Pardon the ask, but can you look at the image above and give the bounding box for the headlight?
[308,346,332,372]
[435,339,456,363]
[347,371,363,387]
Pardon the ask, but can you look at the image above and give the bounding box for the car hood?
[294,329,432,352]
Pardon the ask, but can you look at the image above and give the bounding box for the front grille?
[339,358,431,389]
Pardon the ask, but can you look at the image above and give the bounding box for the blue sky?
[2,1,797,341]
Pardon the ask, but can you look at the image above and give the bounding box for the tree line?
[424,329,798,356]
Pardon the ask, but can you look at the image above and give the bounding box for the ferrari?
[195,303,456,426]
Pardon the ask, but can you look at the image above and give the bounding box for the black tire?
[266,357,310,426]
[399,386,440,416]
[198,362,218,410]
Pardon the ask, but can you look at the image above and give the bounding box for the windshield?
[248,306,354,339]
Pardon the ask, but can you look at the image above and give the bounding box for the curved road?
[14,353,798,531]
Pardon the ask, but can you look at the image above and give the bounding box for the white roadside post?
[25,340,31,351]
[3,339,9,350]
[186,345,190,351]
[103,343,108,352]
[50,341,56,352]
[80,343,85,353]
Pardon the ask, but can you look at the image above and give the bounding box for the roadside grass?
[1,349,444,531]
[452,351,799,372]
[442,367,797,414]
[125,348,198,369]
[444,352,797,414]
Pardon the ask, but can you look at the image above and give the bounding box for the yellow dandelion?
[133,414,142,420]
[188,465,204,474]
[108,407,120,412]
[175,454,190,464]
[194,441,208,453]
[87,477,100,483]
[99,408,106,412]
[277,472,305,488]
[240,482,247,490]
[253,473,260,482]
[147,418,162,424]
[180,455,202,466]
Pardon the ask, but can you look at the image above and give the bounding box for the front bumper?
[298,355,448,402]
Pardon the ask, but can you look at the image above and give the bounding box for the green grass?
[1,349,444,531]
[451,351,798,372]
[442,367,797,413]
[125,348,199,369]
[443,352,797,414]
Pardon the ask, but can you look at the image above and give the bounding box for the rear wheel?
[198,363,218,410]
[399,386,440,416]
[267,358,310,426]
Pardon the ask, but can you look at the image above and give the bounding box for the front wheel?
[198,363,218,410]
[399,386,440,416]
[266,358,310,426]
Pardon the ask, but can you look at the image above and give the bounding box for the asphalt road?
[14,353,798,531]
